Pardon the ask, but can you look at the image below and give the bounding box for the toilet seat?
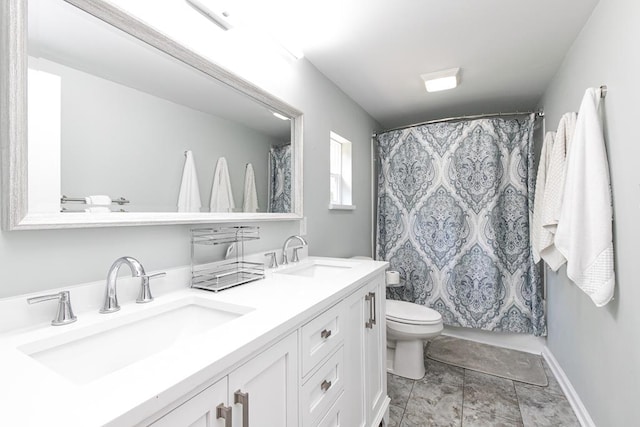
[386,300,442,325]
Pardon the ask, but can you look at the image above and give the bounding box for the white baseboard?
[442,326,546,354]
[542,347,596,427]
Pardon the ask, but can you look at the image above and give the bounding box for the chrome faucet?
[281,235,308,265]
[100,256,165,313]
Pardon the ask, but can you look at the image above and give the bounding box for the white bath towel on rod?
[242,163,259,213]
[540,111,577,271]
[177,150,202,212]
[85,195,112,205]
[210,157,235,213]
[531,131,555,264]
[555,87,615,307]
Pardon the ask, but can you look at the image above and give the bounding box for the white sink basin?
[19,297,253,384]
[276,259,357,279]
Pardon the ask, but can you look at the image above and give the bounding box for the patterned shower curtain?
[376,115,546,336]
[268,144,292,213]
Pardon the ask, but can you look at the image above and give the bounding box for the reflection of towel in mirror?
[177,150,202,212]
[85,195,112,205]
[243,163,259,213]
[210,157,235,212]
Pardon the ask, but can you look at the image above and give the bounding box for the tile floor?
[387,345,581,427]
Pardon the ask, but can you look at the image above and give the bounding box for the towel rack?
[61,207,127,213]
[60,195,130,205]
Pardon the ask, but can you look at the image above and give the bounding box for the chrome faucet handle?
[137,272,166,304]
[264,251,278,269]
[27,290,77,326]
[281,235,308,266]
[292,247,303,263]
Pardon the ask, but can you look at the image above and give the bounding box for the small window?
[329,132,355,210]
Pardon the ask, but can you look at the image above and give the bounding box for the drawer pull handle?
[234,390,249,427]
[321,380,332,392]
[365,293,374,329]
[216,403,232,427]
[321,329,332,339]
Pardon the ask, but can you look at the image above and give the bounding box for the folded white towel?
[539,112,577,271]
[555,87,615,307]
[85,195,112,205]
[177,150,202,213]
[210,157,235,213]
[242,163,259,213]
[531,131,555,264]
[84,206,111,213]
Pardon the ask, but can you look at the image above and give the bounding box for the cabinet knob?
[216,403,232,427]
[320,379,332,392]
[320,329,332,339]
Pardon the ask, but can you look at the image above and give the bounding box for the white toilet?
[386,300,443,380]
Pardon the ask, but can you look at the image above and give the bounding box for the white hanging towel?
[242,163,259,213]
[85,195,112,205]
[555,87,615,307]
[177,150,202,212]
[209,157,235,212]
[540,112,577,271]
[531,131,555,263]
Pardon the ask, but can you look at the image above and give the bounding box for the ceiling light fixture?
[272,112,290,121]
[421,67,461,92]
[185,0,233,31]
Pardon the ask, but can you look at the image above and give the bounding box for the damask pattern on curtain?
[268,144,292,213]
[376,115,546,336]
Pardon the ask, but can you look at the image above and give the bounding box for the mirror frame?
[0,0,303,230]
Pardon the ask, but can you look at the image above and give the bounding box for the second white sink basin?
[19,296,253,384]
[276,259,357,279]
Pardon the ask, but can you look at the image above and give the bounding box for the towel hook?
[600,85,607,98]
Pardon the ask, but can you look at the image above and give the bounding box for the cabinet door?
[228,331,298,427]
[341,287,366,427]
[150,377,229,427]
[364,277,387,426]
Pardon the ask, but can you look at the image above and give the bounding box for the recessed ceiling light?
[421,68,461,92]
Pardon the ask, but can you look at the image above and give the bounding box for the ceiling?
[214,0,601,129]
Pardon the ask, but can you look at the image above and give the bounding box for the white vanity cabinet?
[342,275,388,427]
[149,377,228,427]
[144,272,387,427]
[149,332,298,427]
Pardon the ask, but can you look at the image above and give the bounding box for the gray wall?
[35,58,275,213]
[539,0,640,424]
[1,57,380,296]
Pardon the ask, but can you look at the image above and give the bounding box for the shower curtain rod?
[372,110,544,138]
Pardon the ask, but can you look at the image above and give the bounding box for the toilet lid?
[386,300,442,325]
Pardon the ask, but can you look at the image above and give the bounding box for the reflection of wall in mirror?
[28,57,287,213]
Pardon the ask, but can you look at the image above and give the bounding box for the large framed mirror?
[1,0,303,230]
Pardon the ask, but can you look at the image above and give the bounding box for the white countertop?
[0,257,387,426]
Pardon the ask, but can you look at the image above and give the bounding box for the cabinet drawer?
[315,391,345,427]
[301,347,344,427]
[301,302,344,376]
